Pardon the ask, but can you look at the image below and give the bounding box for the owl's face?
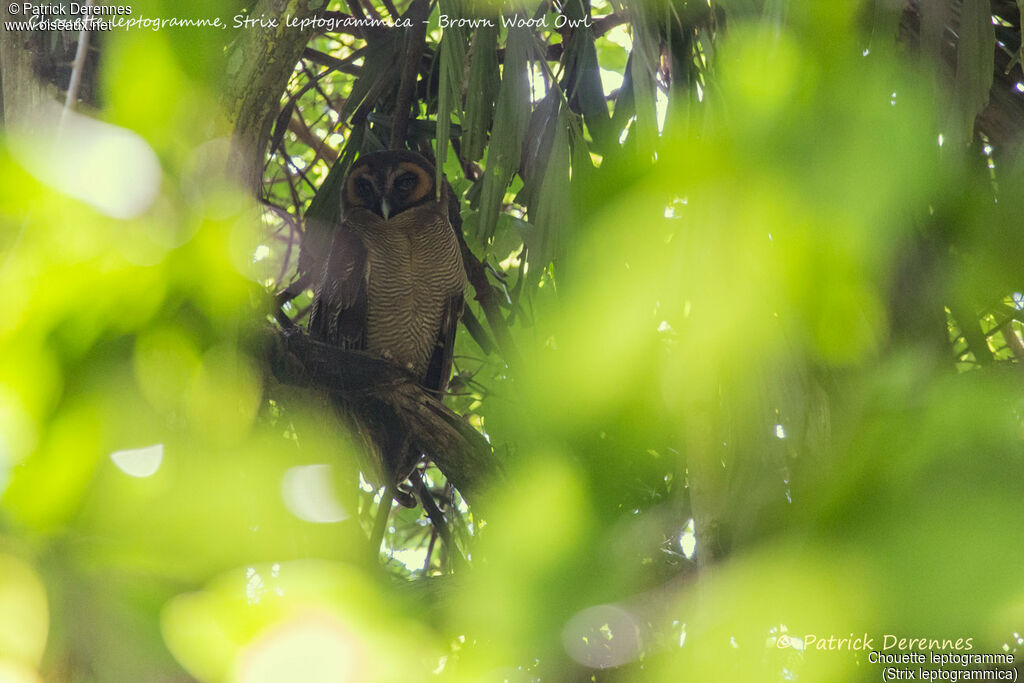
[343,151,436,221]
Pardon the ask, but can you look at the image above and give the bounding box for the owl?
[307,150,467,497]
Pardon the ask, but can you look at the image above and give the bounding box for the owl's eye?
[354,178,375,197]
[394,173,418,192]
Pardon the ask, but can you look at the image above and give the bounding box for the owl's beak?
[380,199,391,220]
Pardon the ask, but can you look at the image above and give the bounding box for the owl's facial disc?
[346,168,383,216]
[344,154,435,221]
[379,162,433,220]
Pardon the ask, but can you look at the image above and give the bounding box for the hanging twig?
[299,61,345,116]
[259,197,300,231]
[268,62,344,160]
[275,141,308,213]
[410,470,464,569]
[288,114,340,164]
[278,139,319,194]
[999,321,1024,362]
[276,220,298,287]
[422,526,438,573]
[302,47,363,75]
[60,0,94,126]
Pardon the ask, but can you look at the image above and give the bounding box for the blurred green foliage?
[2,0,1024,681]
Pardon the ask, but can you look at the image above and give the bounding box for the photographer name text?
[15,3,131,15]
[798,634,977,652]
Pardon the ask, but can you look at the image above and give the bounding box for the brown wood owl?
[307,150,467,497]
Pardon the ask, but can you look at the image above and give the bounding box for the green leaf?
[437,0,469,195]
[595,38,628,73]
[338,34,403,124]
[476,24,532,245]
[525,98,571,288]
[463,25,501,162]
[610,51,636,140]
[559,0,612,152]
[627,18,660,158]
[518,92,559,209]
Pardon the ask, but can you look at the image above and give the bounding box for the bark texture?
[0,7,51,129]
[222,0,327,193]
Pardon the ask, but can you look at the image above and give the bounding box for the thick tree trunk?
[222,0,327,193]
[0,7,51,129]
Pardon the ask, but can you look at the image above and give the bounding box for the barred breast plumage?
[357,204,466,379]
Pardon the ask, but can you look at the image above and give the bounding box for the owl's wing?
[423,292,464,394]
[308,220,368,350]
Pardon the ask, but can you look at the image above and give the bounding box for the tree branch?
[223,0,326,194]
[263,327,500,505]
[390,0,431,149]
[288,112,340,164]
[0,4,50,129]
[1000,321,1024,362]
[302,47,363,76]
